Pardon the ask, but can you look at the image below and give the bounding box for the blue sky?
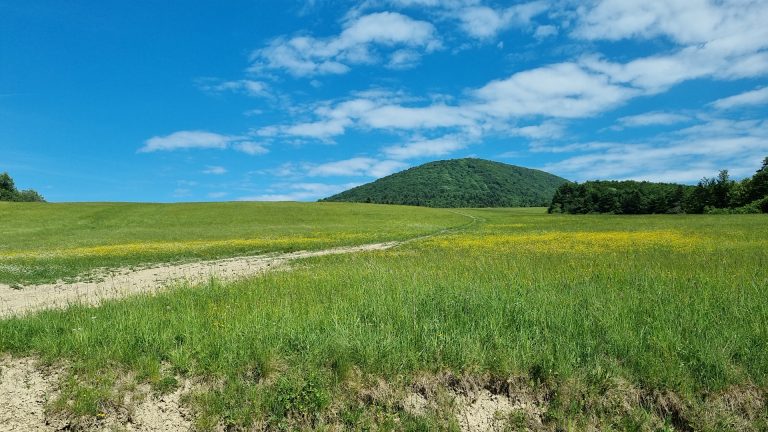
[2,0,767,202]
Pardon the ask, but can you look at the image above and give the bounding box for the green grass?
[1,206,767,429]
[0,201,468,284]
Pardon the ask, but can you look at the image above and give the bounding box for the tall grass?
[1,208,766,428]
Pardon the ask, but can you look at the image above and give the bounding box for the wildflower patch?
[425,230,702,254]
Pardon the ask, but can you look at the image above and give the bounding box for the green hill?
[321,158,569,208]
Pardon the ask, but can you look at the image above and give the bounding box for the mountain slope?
[321,158,569,208]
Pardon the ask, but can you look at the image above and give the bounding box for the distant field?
[0,201,468,284]
[1,206,767,430]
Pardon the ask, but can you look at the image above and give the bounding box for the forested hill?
[321,158,569,208]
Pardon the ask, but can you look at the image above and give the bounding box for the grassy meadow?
[0,201,468,285]
[1,204,767,430]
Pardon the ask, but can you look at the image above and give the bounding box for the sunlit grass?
[0,201,468,284]
[1,207,766,429]
[426,229,704,253]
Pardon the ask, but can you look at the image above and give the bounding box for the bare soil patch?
[0,356,65,432]
[0,356,196,431]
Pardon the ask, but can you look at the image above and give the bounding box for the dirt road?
[0,241,399,318]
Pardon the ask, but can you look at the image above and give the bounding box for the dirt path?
[0,241,399,318]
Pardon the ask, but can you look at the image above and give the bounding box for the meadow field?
[1,203,767,431]
[0,201,467,285]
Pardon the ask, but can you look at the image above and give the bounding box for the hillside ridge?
[321,158,569,208]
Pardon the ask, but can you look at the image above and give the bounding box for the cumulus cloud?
[574,1,768,93]
[711,87,768,110]
[266,62,635,145]
[181,0,768,181]
[250,12,440,76]
[472,62,633,118]
[456,2,548,39]
[140,131,269,155]
[573,0,752,44]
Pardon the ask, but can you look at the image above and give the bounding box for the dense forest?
[549,157,768,214]
[322,158,569,208]
[0,172,45,202]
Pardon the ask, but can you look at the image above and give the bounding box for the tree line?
[549,157,768,214]
[0,172,45,202]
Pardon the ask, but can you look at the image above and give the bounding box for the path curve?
[0,209,481,318]
[0,241,398,318]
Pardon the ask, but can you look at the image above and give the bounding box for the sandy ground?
[0,241,398,318]
[0,356,195,431]
[0,357,64,432]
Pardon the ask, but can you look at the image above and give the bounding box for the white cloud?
[140,131,269,155]
[381,0,548,39]
[387,49,421,69]
[275,94,478,140]
[574,1,768,93]
[457,2,548,39]
[250,12,440,76]
[198,79,269,97]
[616,112,690,128]
[284,118,352,139]
[508,121,566,139]
[140,131,233,152]
[383,134,469,159]
[308,157,407,177]
[473,62,634,118]
[363,104,477,129]
[202,166,227,175]
[237,0,767,169]
[534,25,558,39]
[580,44,768,94]
[239,182,360,201]
[268,63,635,146]
[574,0,720,43]
[573,0,765,45]
[208,192,229,199]
[260,62,641,161]
[711,87,768,110]
[367,159,409,177]
[234,142,269,155]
